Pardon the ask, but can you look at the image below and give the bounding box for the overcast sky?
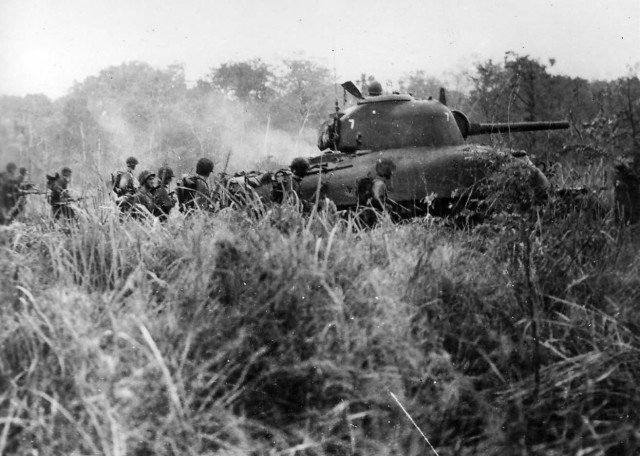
[1,0,638,98]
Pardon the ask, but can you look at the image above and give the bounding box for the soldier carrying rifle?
[0,162,18,224]
[153,166,176,222]
[48,167,78,221]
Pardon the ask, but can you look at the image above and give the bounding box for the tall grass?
[1,165,639,455]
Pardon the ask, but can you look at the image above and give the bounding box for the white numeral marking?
[349,119,355,129]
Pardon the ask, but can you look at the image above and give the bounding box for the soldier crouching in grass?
[356,158,397,228]
[120,170,158,221]
[49,167,77,221]
[0,162,18,224]
[153,166,176,222]
[177,158,216,214]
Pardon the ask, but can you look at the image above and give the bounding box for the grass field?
[1,163,640,455]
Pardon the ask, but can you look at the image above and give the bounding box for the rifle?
[57,196,89,205]
[222,149,232,175]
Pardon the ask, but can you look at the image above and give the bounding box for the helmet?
[61,167,72,176]
[196,158,214,175]
[375,158,397,179]
[290,157,310,178]
[19,167,27,175]
[368,81,382,96]
[138,170,156,184]
[6,162,17,173]
[157,166,174,181]
[126,156,139,166]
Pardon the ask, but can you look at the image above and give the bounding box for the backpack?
[46,173,59,190]
[176,176,198,211]
[111,170,126,197]
[46,173,59,203]
[356,176,375,205]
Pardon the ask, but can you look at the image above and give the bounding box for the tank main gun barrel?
[468,120,569,136]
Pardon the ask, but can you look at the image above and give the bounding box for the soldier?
[9,168,30,220]
[367,80,383,97]
[49,167,76,220]
[0,162,18,223]
[222,171,271,210]
[271,169,302,205]
[290,158,310,198]
[153,166,176,222]
[177,158,216,213]
[16,167,27,186]
[113,156,139,198]
[122,170,158,220]
[357,158,397,227]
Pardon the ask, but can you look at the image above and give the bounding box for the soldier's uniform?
[50,168,75,220]
[179,158,216,213]
[10,168,29,219]
[357,158,397,227]
[271,169,302,206]
[0,163,18,222]
[181,174,213,211]
[122,170,157,220]
[153,166,176,222]
[117,169,139,196]
[114,156,140,198]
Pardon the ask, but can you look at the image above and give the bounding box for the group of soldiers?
[1,153,394,226]
[112,156,213,221]
[0,155,311,225]
[110,156,307,222]
[0,162,79,224]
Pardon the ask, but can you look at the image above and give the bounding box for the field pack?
[176,176,197,211]
[46,173,59,190]
[111,170,126,197]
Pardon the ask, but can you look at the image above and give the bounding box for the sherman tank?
[289,81,569,216]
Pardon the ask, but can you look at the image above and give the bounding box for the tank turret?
[318,89,569,153]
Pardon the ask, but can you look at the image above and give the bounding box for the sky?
[0,0,639,99]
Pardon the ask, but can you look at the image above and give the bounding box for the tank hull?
[297,145,547,212]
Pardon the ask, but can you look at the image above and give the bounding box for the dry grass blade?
[390,391,440,456]
[138,322,184,419]
[29,389,102,455]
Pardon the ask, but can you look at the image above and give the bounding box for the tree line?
[0,52,638,185]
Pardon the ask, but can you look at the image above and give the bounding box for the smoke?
[91,91,319,179]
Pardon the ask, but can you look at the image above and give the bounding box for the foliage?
[270,59,335,132]
[2,161,640,455]
[467,52,640,168]
[1,48,640,456]
[207,59,274,103]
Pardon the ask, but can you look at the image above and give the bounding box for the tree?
[398,70,443,99]
[208,59,274,103]
[270,59,334,132]
[468,58,512,121]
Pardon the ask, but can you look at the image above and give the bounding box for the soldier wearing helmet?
[113,156,140,198]
[271,169,294,205]
[357,158,397,227]
[50,167,76,220]
[121,170,157,220]
[178,158,217,213]
[1,162,19,223]
[367,81,383,96]
[153,166,176,221]
[10,167,30,220]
